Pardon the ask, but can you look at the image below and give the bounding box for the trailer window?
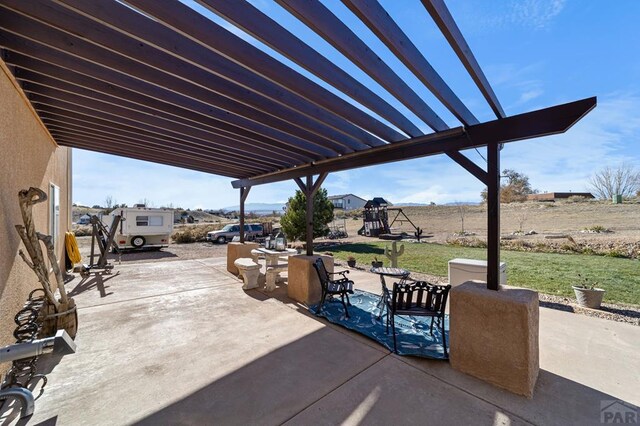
[149,216,163,226]
[136,215,164,226]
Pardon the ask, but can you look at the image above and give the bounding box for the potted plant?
[347,256,356,267]
[371,257,383,268]
[572,274,606,309]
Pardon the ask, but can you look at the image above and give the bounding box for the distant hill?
[443,201,482,206]
[394,202,429,207]
[221,203,285,214]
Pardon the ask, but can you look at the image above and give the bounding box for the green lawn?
[323,242,640,306]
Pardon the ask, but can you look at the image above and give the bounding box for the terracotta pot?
[572,286,605,309]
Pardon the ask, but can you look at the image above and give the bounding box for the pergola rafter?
[276,0,449,132]
[197,0,422,138]
[0,0,596,290]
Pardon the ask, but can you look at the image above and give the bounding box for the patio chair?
[385,280,451,356]
[312,257,354,318]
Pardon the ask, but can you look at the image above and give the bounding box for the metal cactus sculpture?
[414,227,423,242]
[384,241,404,268]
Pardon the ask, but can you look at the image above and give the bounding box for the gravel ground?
[75,237,639,326]
[538,294,640,326]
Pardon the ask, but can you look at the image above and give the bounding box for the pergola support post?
[305,175,313,256]
[294,173,328,256]
[486,142,500,290]
[239,186,251,243]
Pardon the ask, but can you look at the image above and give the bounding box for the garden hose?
[64,232,82,264]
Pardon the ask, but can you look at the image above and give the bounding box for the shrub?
[566,195,589,203]
[605,249,627,258]
[172,229,196,244]
[73,225,92,237]
[583,225,610,233]
[171,224,223,244]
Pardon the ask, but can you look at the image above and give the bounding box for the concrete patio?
[5,256,638,425]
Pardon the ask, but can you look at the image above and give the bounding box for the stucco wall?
[0,61,71,374]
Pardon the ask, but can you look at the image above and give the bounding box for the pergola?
[0,0,595,291]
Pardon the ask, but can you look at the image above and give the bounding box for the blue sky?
[72,0,640,209]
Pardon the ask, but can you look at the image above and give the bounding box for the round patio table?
[370,267,410,319]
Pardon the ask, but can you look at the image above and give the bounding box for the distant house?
[328,194,367,210]
[527,192,594,202]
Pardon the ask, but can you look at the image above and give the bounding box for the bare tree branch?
[589,163,640,199]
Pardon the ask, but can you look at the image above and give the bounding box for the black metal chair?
[312,257,354,318]
[385,280,451,356]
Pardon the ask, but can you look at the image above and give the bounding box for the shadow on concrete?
[132,328,384,426]
[106,249,177,263]
[539,300,574,312]
[67,271,119,298]
[33,416,57,426]
[0,397,31,426]
[129,324,638,426]
[0,375,56,425]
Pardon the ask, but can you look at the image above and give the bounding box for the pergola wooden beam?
[445,150,488,185]
[486,142,501,290]
[3,49,335,159]
[43,120,266,175]
[24,82,311,165]
[232,97,596,188]
[197,0,421,138]
[14,67,323,162]
[122,0,402,144]
[0,6,354,156]
[343,0,479,126]
[52,134,244,177]
[276,0,448,132]
[36,107,276,170]
[50,0,384,150]
[238,186,251,243]
[28,92,298,168]
[422,0,506,119]
[294,173,329,256]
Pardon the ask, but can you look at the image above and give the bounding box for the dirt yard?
[340,200,640,244]
[74,200,640,264]
[75,235,228,265]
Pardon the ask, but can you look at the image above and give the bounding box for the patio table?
[251,247,298,266]
[370,267,410,319]
[251,247,298,291]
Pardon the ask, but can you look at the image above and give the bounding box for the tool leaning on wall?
[0,187,79,419]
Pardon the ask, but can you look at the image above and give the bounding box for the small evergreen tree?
[281,188,334,241]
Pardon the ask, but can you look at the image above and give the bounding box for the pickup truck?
[206,223,264,244]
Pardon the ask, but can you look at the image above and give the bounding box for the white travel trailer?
[103,206,174,249]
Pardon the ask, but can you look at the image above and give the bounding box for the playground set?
[358,198,421,240]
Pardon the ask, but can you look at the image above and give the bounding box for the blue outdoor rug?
[310,289,449,360]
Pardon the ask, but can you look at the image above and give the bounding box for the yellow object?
[65,232,82,264]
